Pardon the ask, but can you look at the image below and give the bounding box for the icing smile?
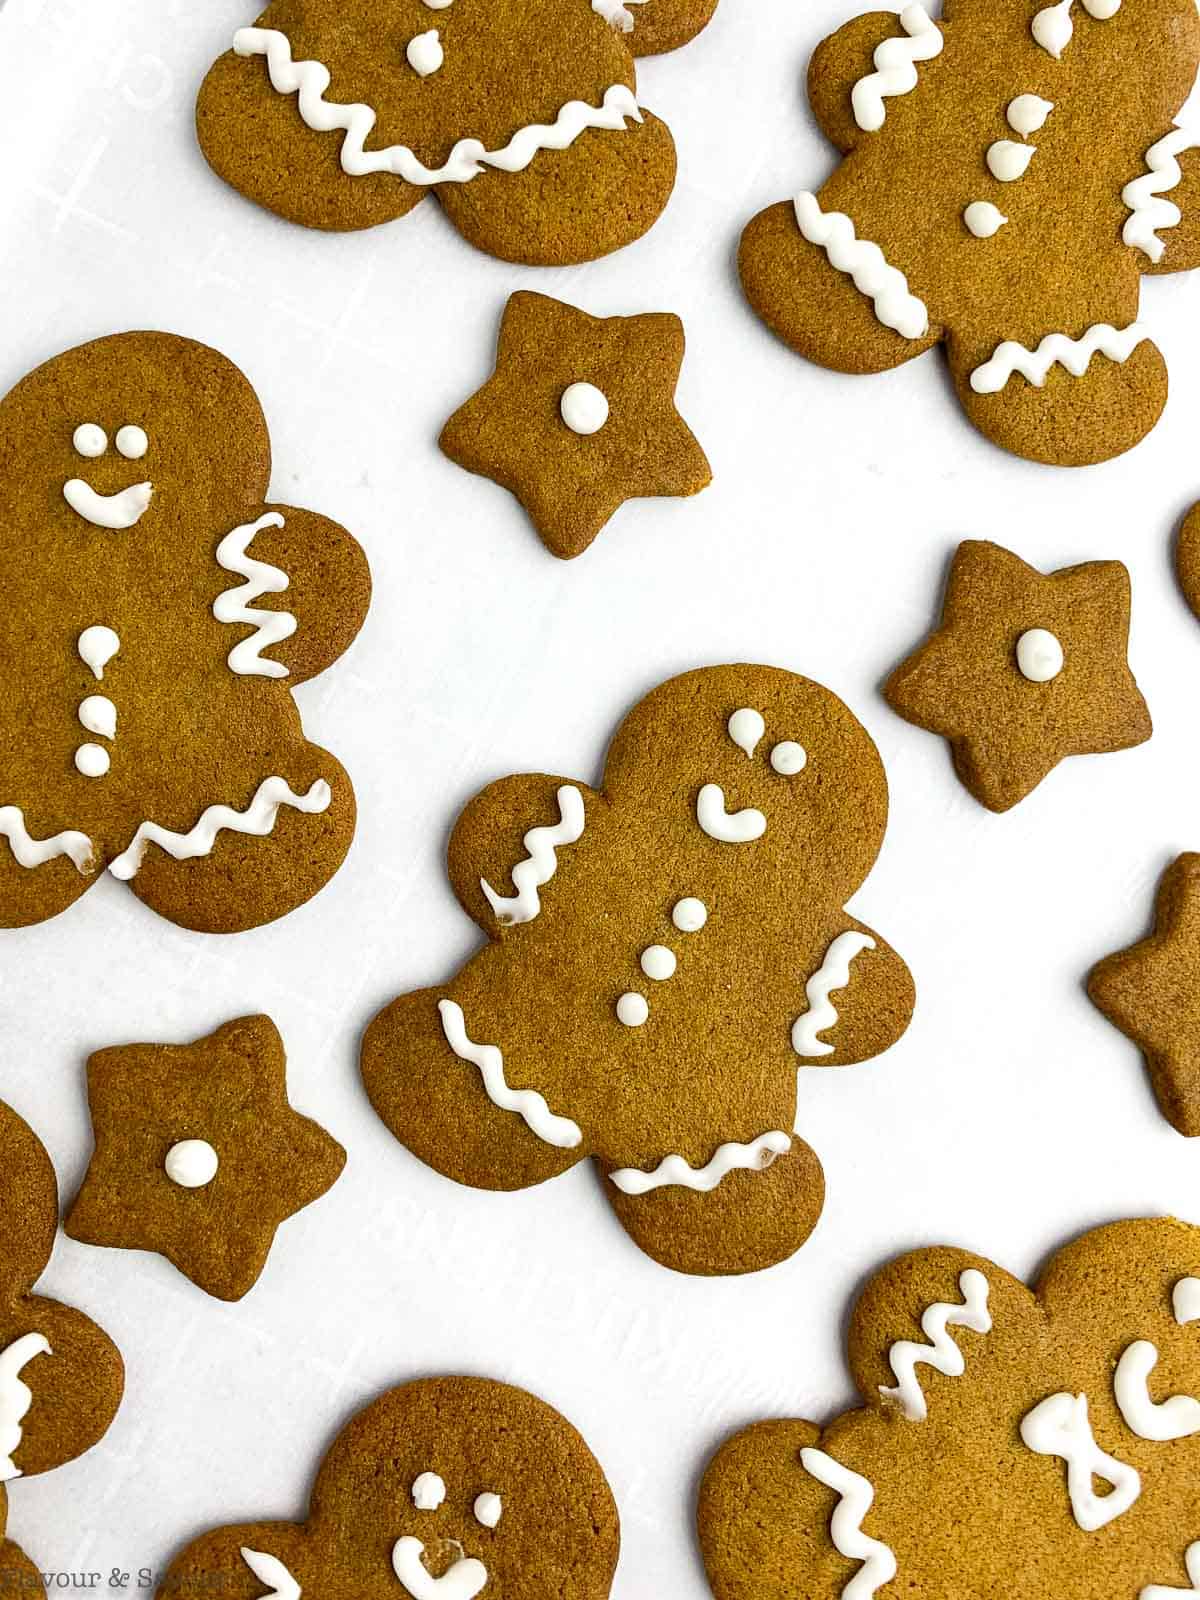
[63,477,153,530]
[392,1536,488,1599]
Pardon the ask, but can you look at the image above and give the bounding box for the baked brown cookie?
[196,0,717,264]
[700,1217,1200,1600]
[65,1016,345,1301]
[1177,499,1200,625]
[440,291,711,560]
[0,1512,40,1594]
[884,540,1151,811]
[0,1101,124,1481]
[1089,855,1200,1137]
[362,666,914,1277]
[0,331,370,934]
[739,0,1200,465]
[156,1376,619,1598]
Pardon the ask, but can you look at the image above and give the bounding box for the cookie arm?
[807,14,921,154]
[625,0,719,56]
[794,922,915,1067]
[1143,145,1200,275]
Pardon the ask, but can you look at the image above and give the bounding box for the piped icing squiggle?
[392,1536,487,1600]
[239,1549,300,1600]
[792,931,875,1057]
[879,1269,992,1420]
[0,807,93,873]
[609,1131,791,1195]
[1031,0,1120,59]
[0,1333,52,1481]
[793,193,929,341]
[969,323,1148,395]
[1142,1543,1200,1599]
[592,0,647,32]
[696,783,766,842]
[1123,129,1199,263]
[1114,1341,1200,1442]
[799,1448,897,1598]
[213,510,296,678]
[850,3,943,133]
[1020,1391,1141,1531]
[108,776,331,880]
[234,28,642,185]
[1175,1278,1200,1325]
[437,999,582,1149]
[481,785,585,925]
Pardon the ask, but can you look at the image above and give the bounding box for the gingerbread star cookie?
[1089,855,1200,1136]
[66,1016,345,1301]
[439,291,711,559]
[884,540,1151,811]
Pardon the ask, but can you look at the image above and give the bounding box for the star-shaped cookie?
[1089,854,1200,1136]
[884,541,1151,812]
[66,1016,345,1300]
[439,290,711,559]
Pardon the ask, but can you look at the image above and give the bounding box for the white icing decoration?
[878,1269,992,1421]
[392,1538,487,1600]
[792,932,876,1057]
[1016,628,1063,683]
[987,140,1036,182]
[970,322,1148,395]
[78,625,120,679]
[63,477,153,530]
[850,3,943,133]
[240,1548,301,1600]
[107,776,331,880]
[1175,1278,1200,1325]
[1020,1392,1141,1531]
[234,29,642,185]
[1032,0,1121,59]
[473,1492,503,1528]
[78,695,117,740]
[672,897,707,932]
[165,1139,219,1189]
[793,192,929,341]
[213,511,296,678]
[74,743,110,779]
[0,1333,52,1482]
[72,423,107,458]
[437,999,582,1148]
[592,0,648,31]
[770,741,806,775]
[1007,94,1054,137]
[424,0,454,8]
[727,708,765,757]
[696,783,766,843]
[963,201,1007,238]
[560,382,609,435]
[481,784,585,926]
[115,425,148,460]
[609,1131,791,1195]
[0,808,93,872]
[640,945,676,981]
[406,29,444,77]
[1114,1341,1200,1441]
[1123,128,1200,263]
[1142,1543,1200,1598]
[616,992,649,1027]
[799,1448,897,1598]
[412,1471,446,1511]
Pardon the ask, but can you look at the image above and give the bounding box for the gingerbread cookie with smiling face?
[699,1217,1200,1600]
[362,666,915,1277]
[157,1376,619,1599]
[196,0,716,265]
[739,0,1200,465]
[0,331,370,933]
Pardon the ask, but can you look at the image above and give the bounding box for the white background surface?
[1,0,1199,1592]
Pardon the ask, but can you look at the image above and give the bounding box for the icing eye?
[770,741,807,775]
[412,1472,446,1511]
[73,423,107,458]
[115,424,148,460]
[727,707,764,757]
[474,1492,503,1528]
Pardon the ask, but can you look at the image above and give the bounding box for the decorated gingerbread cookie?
[65,1016,346,1301]
[884,540,1151,811]
[700,1217,1200,1600]
[0,331,370,933]
[440,292,711,560]
[362,666,914,1276]
[196,0,716,264]
[157,1376,619,1597]
[0,1101,124,1481]
[739,0,1200,464]
[1089,855,1200,1138]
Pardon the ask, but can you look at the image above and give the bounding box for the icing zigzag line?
[438,999,583,1150]
[0,807,94,873]
[592,0,647,32]
[609,1131,792,1195]
[481,785,586,925]
[793,193,929,341]
[970,322,1148,394]
[213,511,296,679]
[0,1333,52,1481]
[878,1268,992,1421]
[108,776,332,880]
[1123,127,1199,263]
[800,1448,898,1598]
[851,3,944,133]
[792,931,876,1057]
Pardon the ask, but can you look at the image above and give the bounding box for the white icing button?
[78,695,117,739]
[74,743,110,778]
[672,897,707,932]
[115,424,148,460]
[617,992,649,1027]
[640,945,677,981]
[770,741,807,775]
[1016,627,1064,683]
[78,625,120,680]
[474,1492,503,1528]
[164,1139,219,1189]
[406,28,444,76]
[963,201,1008,238]
[412,1472,446,1510]
[987,139,1036,181]
[560,382,609,436]
[727,708,765,757]
[72,423,107,458]
[1007,93,1053,136]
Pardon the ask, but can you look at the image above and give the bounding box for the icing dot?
[963,201,1008,238]
[770,741,807,775]
[474,1492,503,1528]
[640,945,677,981]
[987,140,1036,182]
[617,992,649,1027]
[1016,628,1064,683]
[727,708,765,758]
[78,625,120,680]
[672,897,707,932]
[560,382,609,436]
[406,28,444,76]
[115,424,148,460]
[412,1472,446,1510]
[72,423,107,458]
[78,695,117,739]
[424,0,453,8]
[1007,93,1054,136]
[164,1139,219,1188]
[74,743,110,778]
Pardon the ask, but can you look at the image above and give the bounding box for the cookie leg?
[0,848,94,929]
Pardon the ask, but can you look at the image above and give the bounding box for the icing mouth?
[63,477,153,530]
[392,1537,488,1599]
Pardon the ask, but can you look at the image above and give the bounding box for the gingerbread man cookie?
[0,331,370,933]
[700,1217,1200,1600]
[1176,500,1200,629]
[157,1376,619,1598]
[197,0,716,264]
[739,0,1200,464]
[362,666,914,1276]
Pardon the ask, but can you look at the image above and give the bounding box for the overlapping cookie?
[362,666,915,1276]
[700,1217,1200,1599]
[1177,499,1200,628]
[739,0,1200,464]
[0,331,370,933]
[0,1504,39,1594]
[157,1376,619,1598]
[197,0,717,264]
